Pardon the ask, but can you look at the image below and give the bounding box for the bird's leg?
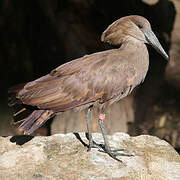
[86,107,93,151]
[98,107,124,161]
[86,107,107,151]
[86,107,102,151]
[86,107,107,152]
[98,108,111,152]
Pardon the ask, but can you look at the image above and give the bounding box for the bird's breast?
[110,44,149,103]
[136,45,149,83]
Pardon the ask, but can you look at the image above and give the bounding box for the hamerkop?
[8,15,168,160]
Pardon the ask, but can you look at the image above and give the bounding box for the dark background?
[2,0,180,152]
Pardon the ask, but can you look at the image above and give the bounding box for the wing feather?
[17,49,137,111]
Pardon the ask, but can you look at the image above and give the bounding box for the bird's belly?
[109,71,148,105]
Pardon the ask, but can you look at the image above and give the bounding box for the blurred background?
[2,0,180,152]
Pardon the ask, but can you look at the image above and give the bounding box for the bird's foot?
[85,132,104,151]
[87,141,133,161]
[87,140,104,151]
[103,148,133,162]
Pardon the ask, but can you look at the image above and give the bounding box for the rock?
[0,133,180,179]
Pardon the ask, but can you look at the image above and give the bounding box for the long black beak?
[144,30,169,61]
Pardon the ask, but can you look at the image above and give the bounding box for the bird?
[8,15,169,160]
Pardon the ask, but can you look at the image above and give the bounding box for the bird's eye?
[138,24,143,29]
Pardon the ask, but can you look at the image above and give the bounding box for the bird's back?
[13,42,148,112]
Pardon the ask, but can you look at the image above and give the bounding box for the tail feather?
[18,110,44,131]
[10,102,34,125]
[8,92,21,107]
[8,83,54,135]
[8,83,26,106]
[19,110,54,135]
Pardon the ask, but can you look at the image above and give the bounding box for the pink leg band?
[99,113,105,121]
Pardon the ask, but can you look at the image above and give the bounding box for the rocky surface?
[0,133,180,180]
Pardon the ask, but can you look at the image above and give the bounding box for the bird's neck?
[120,38,146,50]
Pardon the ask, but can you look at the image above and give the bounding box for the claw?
[105,149,133,161]
[87,139,105,152]
[108,153,122,162]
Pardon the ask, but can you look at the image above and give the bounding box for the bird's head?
[101,15,169,60]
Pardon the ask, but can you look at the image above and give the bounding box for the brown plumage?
[8,15,168,160]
